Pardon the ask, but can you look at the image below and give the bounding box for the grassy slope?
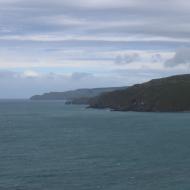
[89,74,190,112]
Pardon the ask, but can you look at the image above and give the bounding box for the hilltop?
[89,74,190,112]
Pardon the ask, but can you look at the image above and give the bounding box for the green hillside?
[89,74,190,112]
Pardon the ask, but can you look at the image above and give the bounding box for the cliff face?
[89,74,190,112]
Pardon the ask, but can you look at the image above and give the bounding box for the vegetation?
[89,74,190,112]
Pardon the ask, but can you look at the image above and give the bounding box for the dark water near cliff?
[0,100,190,190]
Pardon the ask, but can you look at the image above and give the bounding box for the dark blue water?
[0,100,190,190]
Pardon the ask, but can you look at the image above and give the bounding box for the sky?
[1,0,190,98]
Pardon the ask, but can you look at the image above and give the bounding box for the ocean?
[0,100,190,190]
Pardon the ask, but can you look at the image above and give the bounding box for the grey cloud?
[0,70,125,98]
[0,67,188,99]
[113,68,190,84]
[1,0,190,43]
[71,72,93,80]
[0,71,18,78]
[165,48,190,67]
[115,52,165,65]
[115,53,140,65]
[151,54,163,63]
[1,0,190,98]
[0,70,94,80]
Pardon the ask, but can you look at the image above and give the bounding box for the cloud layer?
[0,0,190,97]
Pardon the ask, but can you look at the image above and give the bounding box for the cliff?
[89,74,190,112]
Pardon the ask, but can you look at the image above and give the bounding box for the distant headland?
[30,87,126,104]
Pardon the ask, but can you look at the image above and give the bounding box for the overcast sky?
[1,0,190,98]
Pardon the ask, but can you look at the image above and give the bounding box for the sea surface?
[0,100,190,190]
